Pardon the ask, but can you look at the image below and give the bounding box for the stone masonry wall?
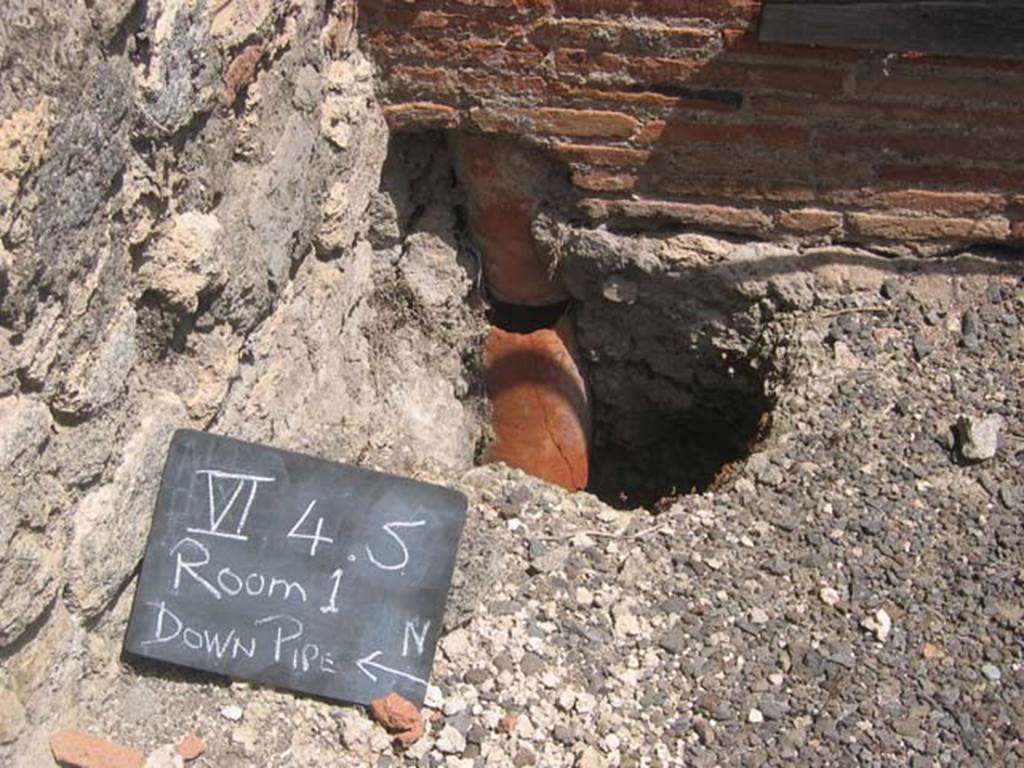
[363,0,1024,254]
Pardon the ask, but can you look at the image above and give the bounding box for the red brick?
[485,317,590,492]
[820,132,1005,163]
[459,71,549,97]
[370,32,545,71]
[641,121,810,149]
[643,144,818,186]
[572,169,638,191]
[856,66,1024,107]
[750,94,1024,134]
[554,0,758,22]
[554,48,627,77]
[532,18,713,54]
[580,198,773,235]
[550,82,737,111]
[777,208,844,235]
[894,50,1024,74]
[827,189,1005,216]
[50,729,145,768]
[626,56,706,85]
[878,165,1024,191]
[553,143,652,167]
[721,27,865,62]
[386,66,454,98]
[472,107,638,139]
[647,177,818,203]
[693,62,847,96]
[846,212,1010,242]
[383,102,461,131]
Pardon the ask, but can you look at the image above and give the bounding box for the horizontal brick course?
[472,106,639,138]
[362,0,1024,250]
[383,102,461,131]
[846,212,1011,242]
[581,198,773,235]
[777,208,844,235]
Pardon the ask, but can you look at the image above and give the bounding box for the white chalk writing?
[287,500,334,557]
[365,520,426,571]
[188,469,274,541]
[402,618,431,657]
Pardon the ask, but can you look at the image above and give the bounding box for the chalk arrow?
[355,651,428,687]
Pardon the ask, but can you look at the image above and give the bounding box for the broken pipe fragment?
[483,315,591,491]
[449,133,569,306]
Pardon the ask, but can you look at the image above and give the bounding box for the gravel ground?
[15,252,1022,766]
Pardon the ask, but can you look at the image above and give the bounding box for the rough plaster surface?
[0,6,485,762]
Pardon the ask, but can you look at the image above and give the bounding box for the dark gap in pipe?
[486,294,571,334]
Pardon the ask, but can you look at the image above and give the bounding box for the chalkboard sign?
[124,430,468,707]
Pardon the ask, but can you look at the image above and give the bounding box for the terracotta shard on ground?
[176,733,205,762]
[483,316,591,491]
[370,692,425,747]
[50,728,145,768]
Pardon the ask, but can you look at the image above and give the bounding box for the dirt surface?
[0,2,1022,767]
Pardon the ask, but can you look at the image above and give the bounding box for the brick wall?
[360,0,1024,251]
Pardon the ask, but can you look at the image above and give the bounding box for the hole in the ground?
[586,350,773,510]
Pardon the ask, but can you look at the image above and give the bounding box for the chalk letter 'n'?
[402,618,431,658]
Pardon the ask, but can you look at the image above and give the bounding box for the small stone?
[1000,484,1020,509]
[514,747,537,767]
[612,602,641,637]
[498,714,518,734]
[961,308,980,337]
[922,643,942,660]
[574,692,597,715]
[424,684,444,709]
[602,733,621,751]
[220,705,243,722]
[520,652,546,676]
[230,726,257,752]
[768,672,784,686]
[435,725,467,754]
[819,587,841,607]
[441,628,474,661]
[861,608,892,643]
[576,745,607,768]
[981,663,1002,682]
[748,709,764,724]
[956,414,1005,462]
[750,608,769,625]
[658,628,686,655]
[50,729,146,768]
[557,690,577,711]
[143,745,184,768]
[176,734,205,762]
[602,274,638,304]
[912,333,931,361]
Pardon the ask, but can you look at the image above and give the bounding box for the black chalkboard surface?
[124,430,467,707]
